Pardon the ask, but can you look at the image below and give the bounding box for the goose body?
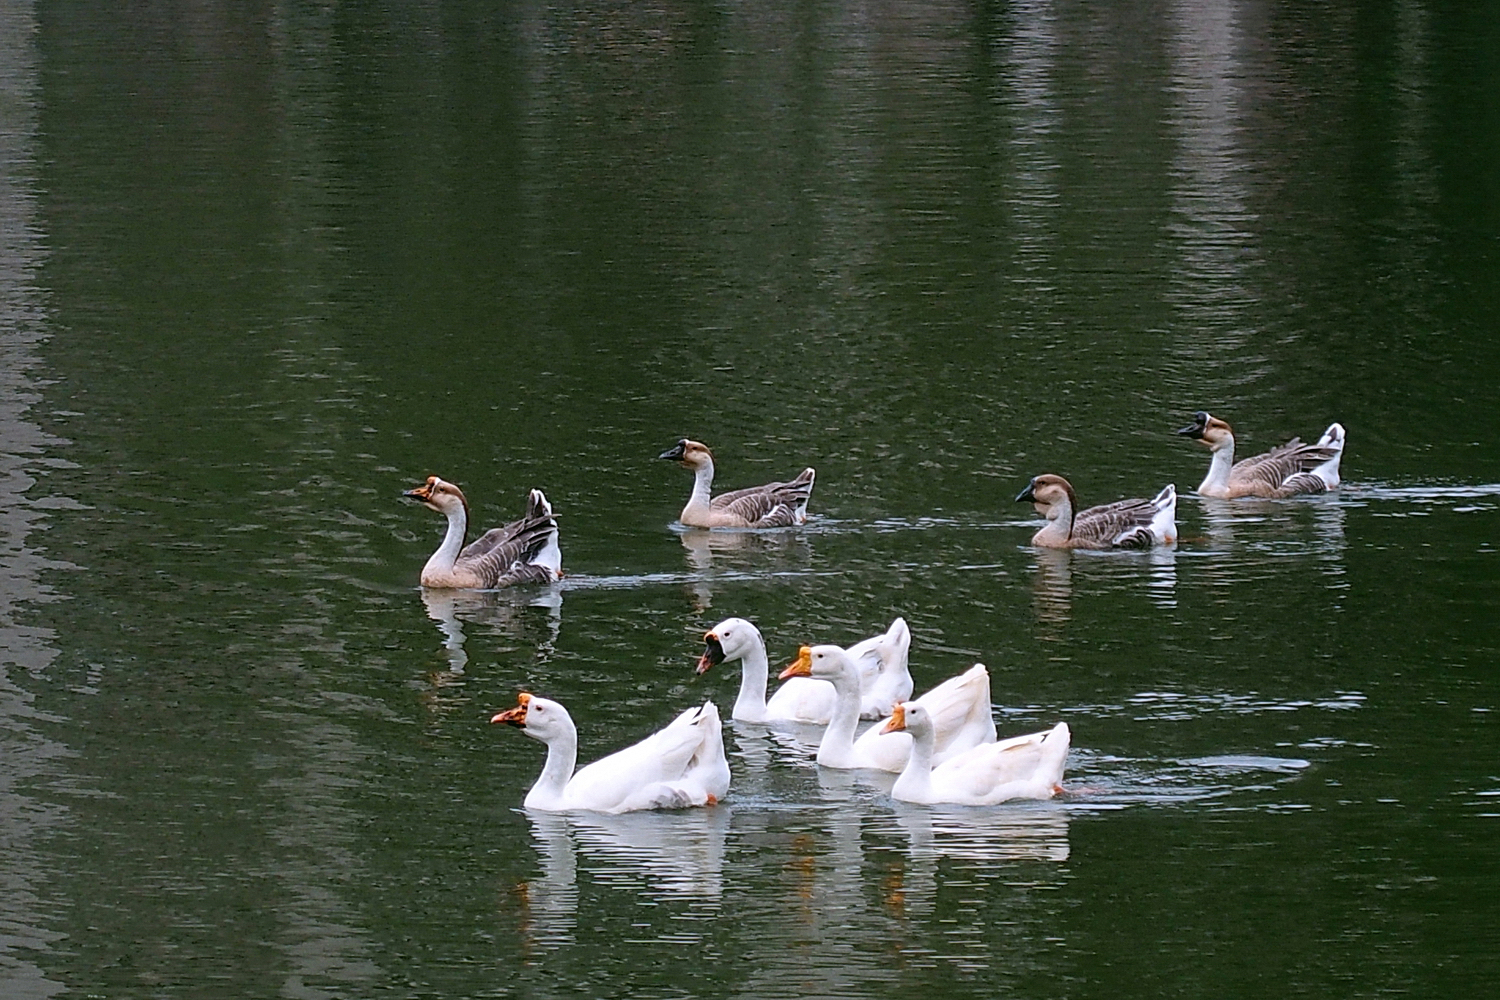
[658,439,815,529]
[1016,474,1177,549]
[1177,412,1346,498]
[404,477,562,588]
[846,617,914,720]
[884,703,1069,805]
[696,617,912,724]
[781,645,996,772]
[492,694,729,813]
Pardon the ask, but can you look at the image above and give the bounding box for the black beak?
[696,634,726,675]
[1015,480,1038,503]
[1176,412,1209,438]
[658,440,687,461]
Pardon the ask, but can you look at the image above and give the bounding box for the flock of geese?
[403,411,1347,814]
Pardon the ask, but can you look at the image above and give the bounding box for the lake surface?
[2,1,1497,997]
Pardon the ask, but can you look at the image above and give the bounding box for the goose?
[658,439,815,528]
[883,703,1069,805]
[696,617,913,724]
[1176,411,1346,498]
[1016,475,1177,549]
[491,694,729,813]
[403,476,562,588]
[779,645,996,772]
[847,617,914,720]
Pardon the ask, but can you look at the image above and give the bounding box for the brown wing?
[1072,497,1158,549]
[1230,439,1340,496]
[458,490,559,587]
[712,468,815,527]
[461,517,558,587]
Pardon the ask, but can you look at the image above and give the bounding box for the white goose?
[1177,411,1346,498]
[1016,474,1176,549]
[780,645,996,772]
[403,476,562,588]
[658,439,815,528]
[883,703,1069,805]
[695,617,913,724]
[847,617,914,719]
[491,694,729,813]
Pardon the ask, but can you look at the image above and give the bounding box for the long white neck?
[523,724,579,810]
[891,724,936,803]
[815,665,864,768]
[682,459,716,520]
[424,504,468,576]
[731,639,771,723]
[1032,495,1076,546]
[1197,436,1236,495]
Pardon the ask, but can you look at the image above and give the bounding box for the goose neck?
[732,641,771,722]
[424,504,468,576]
[815,665,864,767]
[526,726,579,808]
[1199,437,1236,494]
[891,725,936,802]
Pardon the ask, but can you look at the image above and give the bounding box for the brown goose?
[1015,474,1177,549]
[658,439,815,528]
[402,477,561,588]
[1176,412,1345,498]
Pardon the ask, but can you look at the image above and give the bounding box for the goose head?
[779,644,858,687]
[658,438,713,469]
[403,475,470,518]
[1176,411,1234,450]
[697,617,761,675]
[1015,474,1077,517]
[880,701,933,737]
[490,692,572,744]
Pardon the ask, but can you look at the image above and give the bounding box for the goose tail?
[526,489,563,576]
[1149,483,1178,545]
[1310,423,1345,488]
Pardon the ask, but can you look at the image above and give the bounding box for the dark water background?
[2,1,1497,997]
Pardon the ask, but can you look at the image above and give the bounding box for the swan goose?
[696,617,913,724]
[658,439,815,528]
[1176,411,1346,498]
[883,703,1069,805]
[403,476,562,588]
[780,645,996,772]
[1016,474,1177,549]
[491,693,729,813]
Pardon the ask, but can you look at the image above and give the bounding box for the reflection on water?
[674,527,814,610]
[1026,545,1179,630]
[518,808,729,954]
[0,1,70,995]
[1185,494,1348,603]
[1165,0,1260,364]
[890,803,1071,864]
[418,585,562,676]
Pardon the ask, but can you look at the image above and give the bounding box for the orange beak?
[778,646,813,681]
[880,703,908,734]
[402,475,439,502]
[490,692,532,726]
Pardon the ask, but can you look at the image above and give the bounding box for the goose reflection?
[880,803,1071,926]
[1030,547,1073,626]
[515,812,578,952]
[1027,544,1180,628]
[1189,494,1347,594]
[519,806,730,916]
[418,585,562,675]
[676,527,814,609]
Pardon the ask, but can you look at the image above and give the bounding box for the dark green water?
[2,1,1497,997]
